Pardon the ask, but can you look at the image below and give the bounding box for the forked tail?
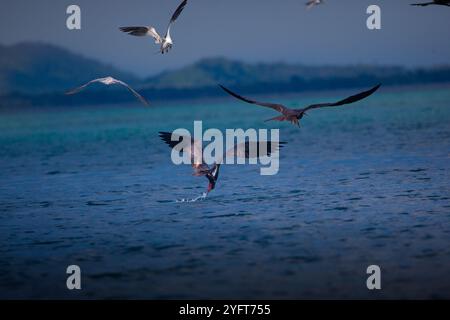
[264,115,286,122]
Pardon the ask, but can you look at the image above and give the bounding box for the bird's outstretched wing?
[219,85,287,113]
[224,141,286,161]
[410,2,435,6]
[115,80,150,106]
[65,79,103,95]
[159,131,204,167]
[306,1,318,9]
[302,84,381,112]
[119,26,162,43]
[169,0,188,25]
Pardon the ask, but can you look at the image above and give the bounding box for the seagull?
[306,0,325,9]
[411,0,450,6]
[120,0,188,54]
[65,76,150,106]
[219,84,381,127]
[159,132,285,193]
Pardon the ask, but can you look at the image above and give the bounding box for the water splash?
[176,192,208,203]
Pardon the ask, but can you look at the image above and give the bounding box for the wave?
[175,192,208,203]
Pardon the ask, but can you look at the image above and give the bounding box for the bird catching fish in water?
[159,131,285,194]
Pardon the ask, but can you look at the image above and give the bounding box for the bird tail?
[264,115,286,122]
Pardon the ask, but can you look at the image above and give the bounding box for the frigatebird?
[65,76,150,106]
[120,0,188,54]
[411,0,450,6]
[219,84,381,127]
[159,132,285,193]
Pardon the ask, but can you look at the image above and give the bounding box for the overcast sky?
[1,0,449,77]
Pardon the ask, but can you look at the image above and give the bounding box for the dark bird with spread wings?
[411,0,450,6]
[219,84,381,127]
[159,132,285,193]
[120,0,188,54]
[65,76,150,106]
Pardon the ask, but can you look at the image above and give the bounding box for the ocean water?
[0,85,449,299]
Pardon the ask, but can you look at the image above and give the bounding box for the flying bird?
[219,84,381,127]
[159,132,285,193]
[65,77,150,106]
[306,0,325,9]
[411,0,450,6]
[120,0,188,54]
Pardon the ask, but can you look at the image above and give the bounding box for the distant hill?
[138,57,450,100]
[0,42,137,95]
[144,57,450,93]
[1,43,450,107]
[145,57,406,90]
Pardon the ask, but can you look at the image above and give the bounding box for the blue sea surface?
[0,85,450,299]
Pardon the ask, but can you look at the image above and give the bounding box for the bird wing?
[410,2,434,5]
[159,131,204,168]
[65,78,104,95]
[147,27,163,43]
[169,0,188,25]
[223,141,286,163]
[219,85,287,113]
[301,84,381,112]
[119,26,162,43]
[115,80,150,106]
[306,1,317,9]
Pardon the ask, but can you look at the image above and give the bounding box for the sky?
[0,0,449,77]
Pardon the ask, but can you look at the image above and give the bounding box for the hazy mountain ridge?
[144,57,407,90]
[1,43,450,107]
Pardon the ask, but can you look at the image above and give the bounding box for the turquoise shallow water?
[0,85,450,299]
